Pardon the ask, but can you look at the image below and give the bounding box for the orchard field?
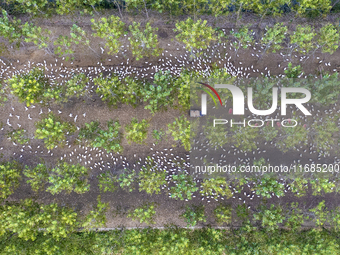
[2,0,340,254]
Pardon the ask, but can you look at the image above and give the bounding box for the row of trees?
[6,112,190,151]
[1,0,338,19]
[1,11,339,60]
[0,226,338,254]
[2,157,338,204]
[3,62,340,114]
[4,66,340,154]
[1,195,340,253]
[2,67,193,112]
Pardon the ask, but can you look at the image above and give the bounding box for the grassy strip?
[0,227,339,254]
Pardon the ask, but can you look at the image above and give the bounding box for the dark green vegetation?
[1,226,340,254]
[1,0,339,18]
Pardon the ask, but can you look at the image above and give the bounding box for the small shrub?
[214,204,232,225]
[7,128,30,144]
[181,205,206,227]
[125,118,149,145]
[0,160,22,200]
[23,163,48,193]
[47,162,90,195]
[98,172,118,193]
[35,113,76,150]
[127,202,157,224]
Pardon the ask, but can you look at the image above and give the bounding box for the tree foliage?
[82,195,109,229]
[0,160,22,200]
[125,118,150,145]
[23,163,48,193]
[170,173,198,200]
[167,115,191,151]
[128,22,162,60]
[35,113,76,150]
[127,202,157,224]
[46,162,90,195]
[6,68,49,107]
[142,70,174,114]
[174,18,216,55]
[91,15,125,55]
[78,120,123,153]
[181,204,206,227]
[138,161,166,195]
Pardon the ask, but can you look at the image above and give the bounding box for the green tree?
[203,118,229,148]
[6,67,50,107]
[174,18,216,57]
[82,195,109,230]
[309,200,329,227]
[141,70,174,114]
[294,0,331,17]
[170,173,198,200]
[63,73,90,99]
[167,115,191,151]
[276,118,308,153]
[214,204,232,225]
[97,171,118,193]
[91,15,125,55]
[0,160,22,200]
[310,178,335,196]
[78,120,123,153]
[253,204,285,231]
[47,162,90,195]
[94,73,142,108]
[128,22,162,60]
[251,176,285,199]
[181,205,206,227]
[284,202,305,231]
[200,177,232,198]
[4,0,50,16]
[317,23,339,54]
[118,169,136,192]
[127,202,157,224]
[0,9,25,47]
[230,25,254,56]
[22,23,52,53]
[289,24,316,56]
[261,22,288,56]
[309,73,340,106]
[138,162,166,195]
[124,0,150,18]
[288,177,309,197]
[284,63,303,78]
[0,199,78,241]
[173,69,198,111]
[70,24,98,55]
[53,35,75,61]
[23,163,48,193]
[230,125,259,152]
[35,113,76,150]
[125,118,150,145]
[310,117,338,156]
[208,0,233,18]
[260,124,278,141]
[7,128,30,144]
[55,0,103,15]
[252,0,286,21]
